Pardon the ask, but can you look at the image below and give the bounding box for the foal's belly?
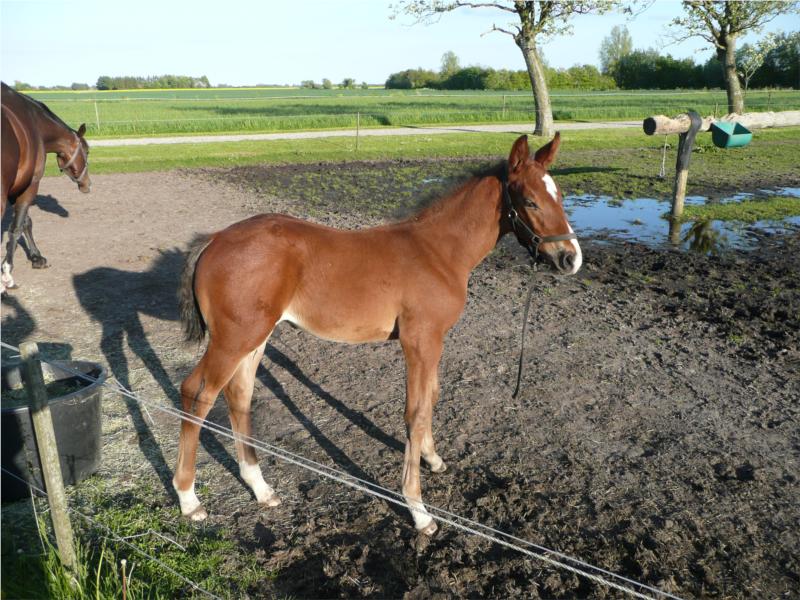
[279,302,397,344]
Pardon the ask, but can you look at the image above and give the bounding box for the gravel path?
[90,120,642,147]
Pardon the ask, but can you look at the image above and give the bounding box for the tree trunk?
[719,37,744,114]
[518,40,553,138]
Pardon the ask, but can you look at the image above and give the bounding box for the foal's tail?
[179,233,213,343]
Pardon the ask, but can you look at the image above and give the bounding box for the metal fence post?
[20,342,77,573]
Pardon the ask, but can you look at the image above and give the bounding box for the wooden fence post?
[356,111,360,152]
[20,342,77,573]
[670,110,702,223]
[94,102,101,132]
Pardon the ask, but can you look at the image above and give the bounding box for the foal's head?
[56,123,91,193]
[505,134,581,275]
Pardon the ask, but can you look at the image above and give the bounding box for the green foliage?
[385,68,441,89]
[386,64,612,90]
[746,31,800,89]
[322,78,333,90]
[440,50,461,77]
[599,24,633,77]
[339,78,356,89]
[615,49,707,89]
[95,75,211,90]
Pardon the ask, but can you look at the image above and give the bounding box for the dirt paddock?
[2,166,799,599]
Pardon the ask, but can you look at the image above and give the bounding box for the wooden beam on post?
[643,110,800,136]
[20,342,78,574]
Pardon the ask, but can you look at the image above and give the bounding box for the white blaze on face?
[567,223,583,274]
[543,173,582,275]
[542,174,558,201]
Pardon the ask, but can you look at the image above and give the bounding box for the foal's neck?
[414,173,506,276]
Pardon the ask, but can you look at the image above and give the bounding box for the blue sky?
[1,0,797,87]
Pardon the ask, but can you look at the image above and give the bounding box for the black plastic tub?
[1,360,106,502]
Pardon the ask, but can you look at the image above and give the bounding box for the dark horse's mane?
[6,84,75,133]
[31,97,73,131]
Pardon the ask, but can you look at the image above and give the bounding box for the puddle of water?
[564,193,800,253]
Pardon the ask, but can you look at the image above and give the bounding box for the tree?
[599,24,633,78]
[340,78,356,89]
[322,78,333,89]
[392,1,624,137]
[669,1,799,114]
[737,33,780,93]
[440,50,461,76]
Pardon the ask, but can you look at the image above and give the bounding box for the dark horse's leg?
[2,186,40,290]
[21,212,48,269]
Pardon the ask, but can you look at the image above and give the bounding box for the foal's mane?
[399,160,506,223]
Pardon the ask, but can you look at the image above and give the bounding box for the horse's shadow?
[257,348,406,520]
[72,249,240,497]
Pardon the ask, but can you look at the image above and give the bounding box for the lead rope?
[658,135,668,179]
[512,265,537,398]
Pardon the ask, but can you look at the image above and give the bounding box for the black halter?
[501,170,577,261]
[500,169,577,398]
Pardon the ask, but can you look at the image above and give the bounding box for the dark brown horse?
[174,134,582,534]
[1,81,91,293]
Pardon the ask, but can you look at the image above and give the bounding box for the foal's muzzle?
[558,250,576,273]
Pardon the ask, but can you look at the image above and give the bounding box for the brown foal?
[173,134,582,534]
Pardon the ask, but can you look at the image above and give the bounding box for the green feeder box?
[710,121,753,148]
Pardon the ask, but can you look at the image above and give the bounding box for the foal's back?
[194,213,465,345]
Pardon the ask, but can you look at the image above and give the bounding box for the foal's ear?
[534,131,561,168]
[77,123,86,137]
[508,135,529,173]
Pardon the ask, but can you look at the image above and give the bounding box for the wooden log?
[643,110,800,135]
[21,342,78,573]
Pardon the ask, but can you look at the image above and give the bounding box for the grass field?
[28,87,800,138]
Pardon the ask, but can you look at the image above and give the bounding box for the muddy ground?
[2,160,799,599]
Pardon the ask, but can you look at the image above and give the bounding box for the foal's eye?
[524,198,540,210]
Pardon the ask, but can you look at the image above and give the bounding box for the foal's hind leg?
[173,341,245,521]
[224,337,281,508]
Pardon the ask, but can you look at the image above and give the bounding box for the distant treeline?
[95,75,211,90]
[386,65,615,91]
[387,32,799,91]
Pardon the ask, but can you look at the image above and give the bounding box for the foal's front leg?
[400,333,444,535]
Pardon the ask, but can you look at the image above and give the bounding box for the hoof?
[31,258,49,269]
[184,505,208,522]
[418,520,438,537]
[429,460,447,474]
[259,494,281,508]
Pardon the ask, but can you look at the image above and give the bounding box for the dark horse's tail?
[179,233,213,343]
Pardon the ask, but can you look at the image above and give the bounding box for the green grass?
[1,479,268,599]
[680,196,800,223]
[28,87,800,138]
[42,126,800,205]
